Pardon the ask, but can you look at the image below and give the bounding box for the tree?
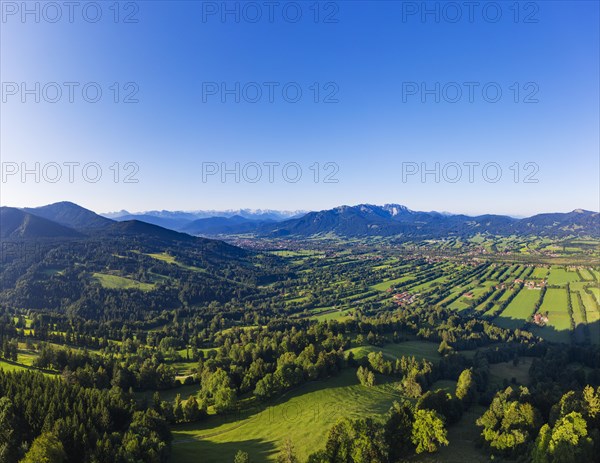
[254,373,278,400]
[214,386,236,413]
[438,340,453,356]
[20,432,66,463]
[276,438,298,463]
[399,375,422,398]
[0,397,17,463]
[417,389,462,425]
[173,394,184,423]
[411,409,448,454]
[582,385,600,429]
[183,395,203,422]
[323,418,354,462]
[531,412,594,463]
[455,368,477,406]
[357,366,375,387]
[384,401,414,461]
[476,387,542,457]
[350,418,387,463]
[308,417,387,463]
[234,450,250,463]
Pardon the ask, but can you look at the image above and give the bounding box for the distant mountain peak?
[23,202,114,231]
[382,204,412,216]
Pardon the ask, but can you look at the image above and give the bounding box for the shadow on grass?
[171,437,278,463]
[487,313,600,345]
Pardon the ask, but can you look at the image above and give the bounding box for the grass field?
[311,309,353,322]
[370,275,413,292]
[346,340,441,363]
[494,288,540,330]
[571,294,587,343]
[0,357,57,376]
[547,266,580,285]
[92,273,155,291]
[579,269,595,281]
[147,252,177,264]
[531,267,549,279]
[0,359,31,373]
[489,357,533,388]
[531,288,571,343]
[171,369,402,463]
[147,252,205,272]
[579,290,600,344]
[589,286,600,305]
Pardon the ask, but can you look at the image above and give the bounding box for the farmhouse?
[525,280,546,290]
[532,312,549,326]
[393,292,416,305]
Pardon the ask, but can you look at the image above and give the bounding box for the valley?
[0,202,598,463]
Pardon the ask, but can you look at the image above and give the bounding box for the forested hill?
[0,204,276,321]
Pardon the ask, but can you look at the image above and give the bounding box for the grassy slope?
[171,369,402,463]
[347,341,442,363]
[92,272,155,291]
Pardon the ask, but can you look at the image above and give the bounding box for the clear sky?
[1,0,598,216]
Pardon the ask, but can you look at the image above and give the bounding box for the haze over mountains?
[1,201,598,241]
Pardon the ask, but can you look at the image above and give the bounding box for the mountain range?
[102,208,305,230]
[261,204,600,239]
[1,202,598,241]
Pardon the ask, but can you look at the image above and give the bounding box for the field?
[532,288,571,343]
[547,266,580,285]
[488,357,534,388]
[92,272,155,291]
[147,252,177,264]
[579,290,600,343]
[346,340,442,363]
[147,251,205,272]
[311,308,353,322]
[171,369,402,463]
[370,275,412,292]
[0,359,31,373]
[494,288,540,330]
[531,267,549,279]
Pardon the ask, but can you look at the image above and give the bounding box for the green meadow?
[495,288,540,330]
[92,272,155,291]
[547,266,580,285]
[346,340,442,363]
[171,369,402,463]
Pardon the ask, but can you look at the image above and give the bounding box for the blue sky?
[1,0,598,216]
